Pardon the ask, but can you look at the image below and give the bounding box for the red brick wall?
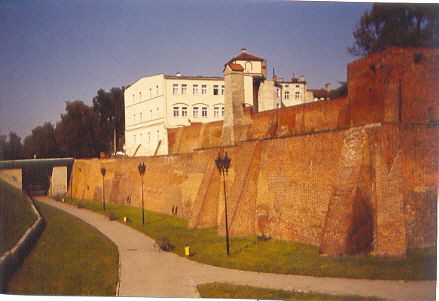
[71,48,438,256]
[348,47,439,126]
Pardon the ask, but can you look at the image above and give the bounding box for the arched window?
[245,61,253,71]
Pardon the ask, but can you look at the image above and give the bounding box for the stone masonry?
[71,47,438,257]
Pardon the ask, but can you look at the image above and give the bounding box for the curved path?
[36,197,435,301]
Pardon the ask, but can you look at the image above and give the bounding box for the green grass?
[6,200,119,296]
[197,283,384,301]
[0,180,37,253]
[64,197,436,280]
[197,282,383,301]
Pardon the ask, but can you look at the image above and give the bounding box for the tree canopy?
[55,100,101,158]
[92,87,125,153]
[1,87,126,160]
[348,3,439,56]
[23,122,58,159]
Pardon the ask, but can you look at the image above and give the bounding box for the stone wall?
[0,169,22,190]
[71,47,438,257]
[71,123,437,256]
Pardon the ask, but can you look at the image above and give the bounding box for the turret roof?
[227,49,265,64]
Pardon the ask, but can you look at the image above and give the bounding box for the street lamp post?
[100,167,107,210]
[215,151,231,256]
[138,162,146,225]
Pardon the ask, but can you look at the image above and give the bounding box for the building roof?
[226,63,245,72]
[164,75,223,80]
[227,48,265,64]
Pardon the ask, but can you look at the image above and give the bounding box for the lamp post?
[138,162,146,225]
[100,167,106,210]
[215,151,231,256]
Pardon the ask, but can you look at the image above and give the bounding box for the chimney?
[299,75,305,82]
[176,72,182,77]
[221,63,245,146]
[240,48,247,53]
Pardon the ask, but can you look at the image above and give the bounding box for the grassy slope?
[197,283,384,301]
[7,200,119,296]
[67,198,436,280]
[0,180,37,253]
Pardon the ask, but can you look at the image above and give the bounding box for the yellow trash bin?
[123,216,127,223]
[184,246,190,256]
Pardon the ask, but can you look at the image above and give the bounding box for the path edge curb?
[0,195,44,292]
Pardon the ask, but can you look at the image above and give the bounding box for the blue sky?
[0,0,371,138]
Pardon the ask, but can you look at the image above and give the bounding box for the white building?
[124,49,316,157]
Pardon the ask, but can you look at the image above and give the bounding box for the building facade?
[124,49,317,156]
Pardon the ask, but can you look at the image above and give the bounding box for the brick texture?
[70,47,438,257]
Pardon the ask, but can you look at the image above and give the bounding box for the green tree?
[23,122,59,159]
[1,132,23,160]
[348,3,439,56]
[92,87,125,153]
[55,100,100,158]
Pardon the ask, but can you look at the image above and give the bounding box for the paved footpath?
[36,197,436,301]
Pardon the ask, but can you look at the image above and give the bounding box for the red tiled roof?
[227,50,265,64]
[226,63,244,72]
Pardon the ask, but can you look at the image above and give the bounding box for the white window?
[150,110,153,119]
[285,91,289,99]
[173,106,179,117]
[140,133,143,142]
[181,84,187,95]
[156,107,159,116]
[202,107,207,117]
[173,84,178,95]
[182,107,187,117]
[193,107,199,118]
[133,114,136,123]
[148,132,150,143]
[201,85,207,95]
[214,107,219,117]
[221,85,224,95]
[213,85,219,95]
[221,107,225,116]
[149,88,152,98]
[132,94,135,103]
[139,92,142,102]
[156,85,159,96]
[140,113,143,122]
[193,84,199,95]
[295,91,300,99]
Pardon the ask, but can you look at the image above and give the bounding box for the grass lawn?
[0,180,37,253]
[65,197,436,280]
[197,283,384,301]
[6,200,119,296]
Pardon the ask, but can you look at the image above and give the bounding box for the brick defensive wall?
[70,47,438,257]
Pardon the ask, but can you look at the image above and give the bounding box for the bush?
[107,212,118,221]
[77,202,85,209]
